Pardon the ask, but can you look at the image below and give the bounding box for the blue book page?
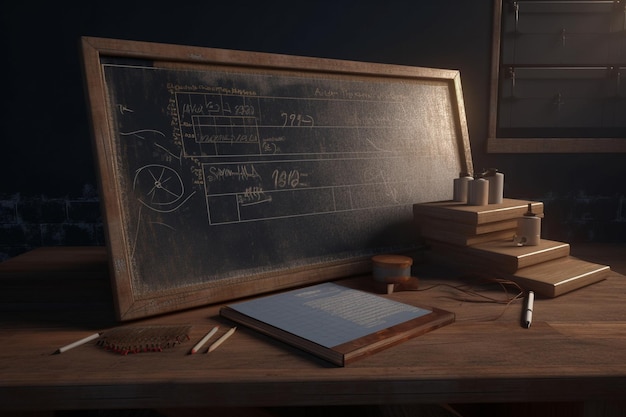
[228,282,431,348]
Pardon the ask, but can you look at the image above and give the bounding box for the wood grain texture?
[430,239,571,273]
[420,227,516,246]
[1,245,625,411]
[509,256,611,297]
[413,199,544,225]
[418,217,519,235]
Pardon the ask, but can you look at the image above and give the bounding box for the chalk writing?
[281,112,314,127]
[99,58,467,301]
[238,187,272,206]
[272,169,301,189]
[206,164,262,182]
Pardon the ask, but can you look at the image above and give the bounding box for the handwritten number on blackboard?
[235,105,255,115]
[272,170,300,189]
[281,112,314,127]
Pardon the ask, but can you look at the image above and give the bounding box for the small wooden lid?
[371,254,413,269]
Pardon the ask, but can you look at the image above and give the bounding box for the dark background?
[2,0,625,260]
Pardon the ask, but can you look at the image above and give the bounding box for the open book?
[220,282,454,366]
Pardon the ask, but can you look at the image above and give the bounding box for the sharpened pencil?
[190,326,219,354]
[207,327,236,353]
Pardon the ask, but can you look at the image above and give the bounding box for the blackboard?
[81,37,473,320]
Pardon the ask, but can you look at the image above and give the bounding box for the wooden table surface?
[0,244,625,411]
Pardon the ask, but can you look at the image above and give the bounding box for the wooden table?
[1,244,625,415]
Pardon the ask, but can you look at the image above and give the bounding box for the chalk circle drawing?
[133,164,187,212]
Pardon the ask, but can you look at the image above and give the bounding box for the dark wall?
[1,1,625,260]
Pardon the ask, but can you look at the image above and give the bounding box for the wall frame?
[81,37,473,320]
[488,0,626,153]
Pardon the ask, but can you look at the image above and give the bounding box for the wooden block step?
[509,256,610,298]
[413,198,543,225]
[426,246,610,297]
[420,227,516,247]
[416,217,519,235]
[429,239,571,273]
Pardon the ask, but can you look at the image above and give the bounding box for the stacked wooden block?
[413,198,610,297]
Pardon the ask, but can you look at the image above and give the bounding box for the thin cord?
[410,273,527,321]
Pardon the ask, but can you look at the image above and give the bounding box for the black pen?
[523,291,534,328]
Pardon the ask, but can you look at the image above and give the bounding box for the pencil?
[55,332,101,354]
[207,327,236,353]
[190,326,219,354]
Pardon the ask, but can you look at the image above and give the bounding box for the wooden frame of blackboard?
[81,36,473,321]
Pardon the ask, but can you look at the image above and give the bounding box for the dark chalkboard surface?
[81,37,473,320]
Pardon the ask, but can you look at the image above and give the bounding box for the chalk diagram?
[133,164,187,212]
[128,160,198,257]
[119,125,198,257]
[117,126,196,218]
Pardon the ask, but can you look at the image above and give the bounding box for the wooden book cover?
[413,199,543,225]
[509,257,610,297]
[419,226,516,247]
[430,239,570,273]
[220,282,454,366]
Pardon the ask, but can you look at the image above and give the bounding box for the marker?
[207,327,236,353]
[524,291,534,328]
[54,333,101,354]
[190,326,219,354]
